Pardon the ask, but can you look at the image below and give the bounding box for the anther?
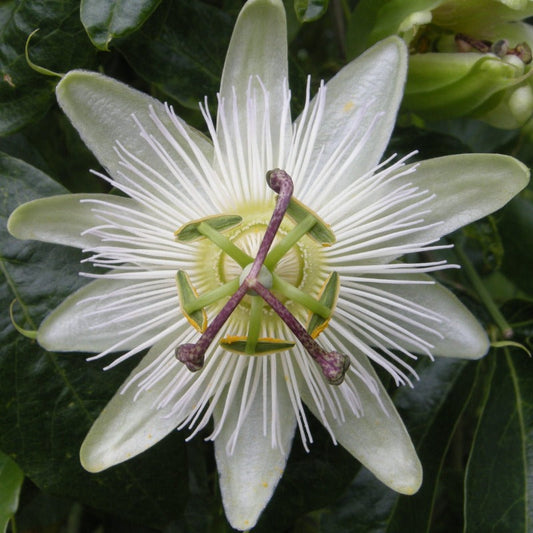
[175,343,206,372]
[176,282,250,370]
[252,281,350,385]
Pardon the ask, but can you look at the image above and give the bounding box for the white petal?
[38,277,178,353]
[392,153,529,245]
[215,0,291,180]
[300,352,422,495]
[219,0,288,127]
[364,273,489,358]
[56,70,213,192]
[297,37,407,196]
[81,334,185,472]
[7,194,137,249]
[214,361,296,531]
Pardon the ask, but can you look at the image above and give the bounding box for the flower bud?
[403,50,533,127]
[350,0,533,128]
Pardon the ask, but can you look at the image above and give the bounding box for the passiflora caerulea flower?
[7,0,529,529]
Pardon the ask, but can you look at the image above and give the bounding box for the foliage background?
[1,0,533,531]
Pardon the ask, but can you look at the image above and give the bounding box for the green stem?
[264,214,316,270]
[455,244,513,338]
[187,278,240,312]
[197,222,251,267]
[341,0,351,20]
[272,274,330,318]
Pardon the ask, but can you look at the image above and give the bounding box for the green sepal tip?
[25,29,63,78]
[176,270,207,332]
[9,300,38,340]
[307,271,340,338]
[175,215,242,242]
[286,198,335,245]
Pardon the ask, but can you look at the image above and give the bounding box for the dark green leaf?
[346,0,445,59]
[0,107,104,194]
[425,118,518,154]
[499,197,533,296]
[16,493,73,533]
[294,0,329,22]
[0,451,23,533]
[387,126,472,161]
[0,153,189,528]
[117,0,232,109]
[387,359,491,533]
[81,0,162,51]
[345,0,388,59]
[0,0,96,134]
[23,107,105,193]
[465,351,533,533]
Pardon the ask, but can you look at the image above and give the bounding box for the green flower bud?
[404,50,533,126]
[349,0,533,128]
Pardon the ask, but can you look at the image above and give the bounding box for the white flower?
[7,0,529,530]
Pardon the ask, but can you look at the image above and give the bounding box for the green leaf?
[0,153,190,528]
[0,109,104,194]
[387,359,491,532]
[346,0,450,59]
[425,118,518,154]
[81,0,162,51]
[294,0,329,22]
[465,351,533,533]
[499,197,533,296]
[117,0,232,109]
[0,0,96,135]
[0,451,24,533]
[346,0,388,58]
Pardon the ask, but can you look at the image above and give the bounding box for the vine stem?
[454,243,514,339]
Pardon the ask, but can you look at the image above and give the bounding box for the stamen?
[252,282,349,385]
[265,213,316,269]
[176,169,349,386]
[175,216,251,268]
[272,275,330,318]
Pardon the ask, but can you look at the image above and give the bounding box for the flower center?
[174,169,350,385]
[221,221,303,288]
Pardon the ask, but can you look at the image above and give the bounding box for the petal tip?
[6,206,24,240]
[372,34,409,67]
[470,332,490,360]
[80,438,108,473]
[36,315,67,352]
[386,455,423,495]
[218,453,284,531]
[240,0,284,11]
[56,69,97,102]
